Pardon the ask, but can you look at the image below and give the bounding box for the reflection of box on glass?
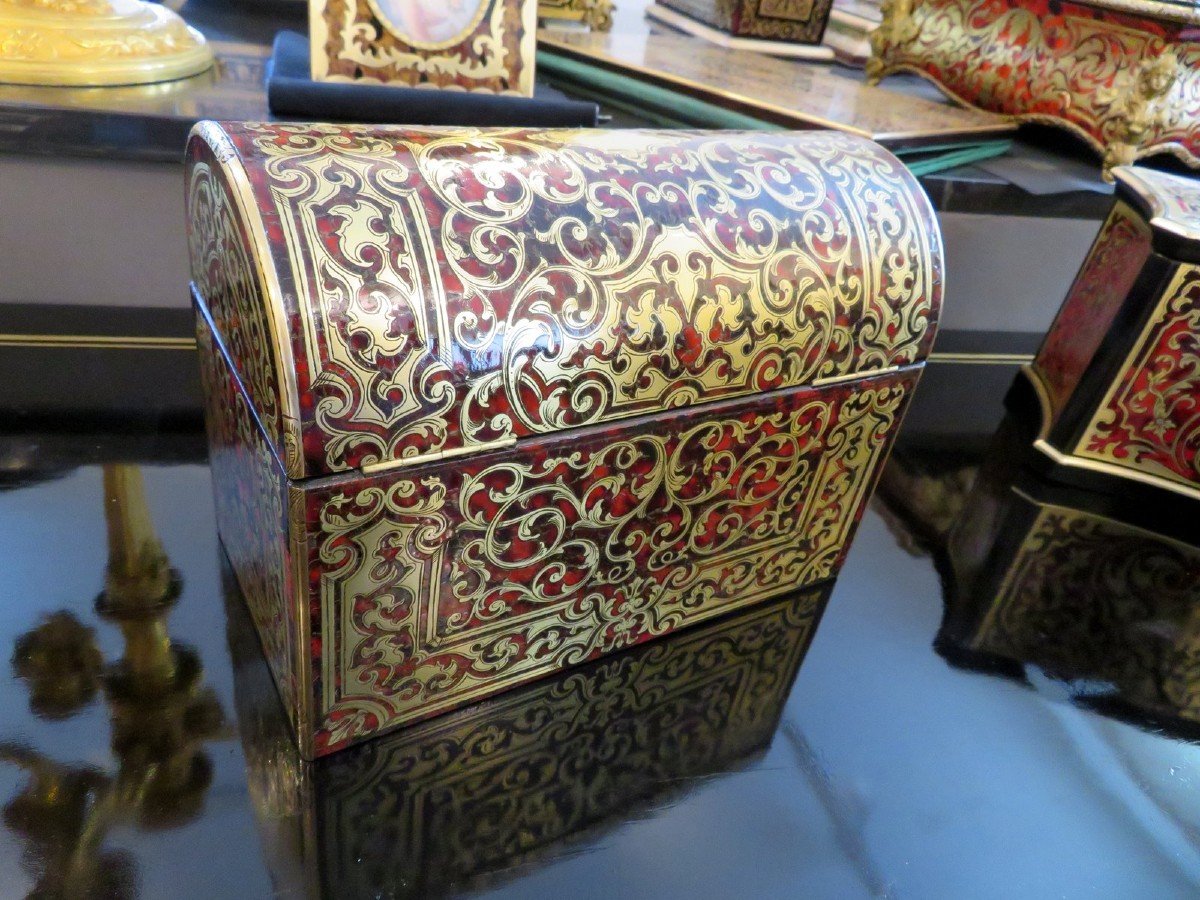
[310,0,537,94]
[229,571,829,897]
[647,0,836,59]
[1019,166,1200,512]
[942,417,1200,734]
[187,121,942,758]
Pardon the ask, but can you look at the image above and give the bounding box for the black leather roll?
[267,31,599,127]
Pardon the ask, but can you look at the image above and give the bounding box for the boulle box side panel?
[186,124,304,479]
[197,305,313,753]
[1023,166,1200,503]
[1074,260,1200,489]
[1031,200,1153,428]
[302,369,917,754]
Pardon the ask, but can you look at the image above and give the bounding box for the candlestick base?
[0,0,213,87]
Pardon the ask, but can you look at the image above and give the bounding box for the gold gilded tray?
[538,28,1013,148]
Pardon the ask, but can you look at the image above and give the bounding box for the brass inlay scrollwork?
[868,0,1200,175]
[1077,262,1200,492]
[200,124,940,477]
[311,376,911,751]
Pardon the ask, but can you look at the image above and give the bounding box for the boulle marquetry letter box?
[1022,165,1200,513]
[186,121,943,757]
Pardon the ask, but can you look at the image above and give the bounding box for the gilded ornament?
[538,0,614,30]
[868,0,1200,175]
[0,0,212,86]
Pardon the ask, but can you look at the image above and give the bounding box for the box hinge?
[359,436,518,476]
[813,365,901,388]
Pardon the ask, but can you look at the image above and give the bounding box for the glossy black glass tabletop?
[1,337,1199,899]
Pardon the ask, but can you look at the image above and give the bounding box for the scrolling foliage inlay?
[1079,263,1200,488]
[869,0,1200,172]
[214,123,940,477]
[306,374,912,753]
[197,320,304,736]
[1033,201,1152,425]
[188,159,285,457]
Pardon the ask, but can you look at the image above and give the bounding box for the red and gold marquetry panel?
[868,0,1200,173]
[1028,165,1200,499]
[1032,202,1152,425]
[304,372,913,753]
[1077,263,1200,488]
[188,123,942,480]
[196,311,309,739]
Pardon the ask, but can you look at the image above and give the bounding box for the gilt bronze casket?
[187,122,943,756]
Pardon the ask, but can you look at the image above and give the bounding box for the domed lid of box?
[186,122,943,480]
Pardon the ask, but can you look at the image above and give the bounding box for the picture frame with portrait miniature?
[310,0,537,95]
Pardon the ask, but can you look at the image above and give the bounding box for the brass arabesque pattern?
[868,0,1200,174]
[1078,262,1200,491]
[312,378,909,750]
[204,123,940,478]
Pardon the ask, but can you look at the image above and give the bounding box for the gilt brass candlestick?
[0,0,213,87]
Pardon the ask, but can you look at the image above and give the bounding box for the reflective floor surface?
[1,349,1199,898]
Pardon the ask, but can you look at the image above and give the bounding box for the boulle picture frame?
[310,0,537,94]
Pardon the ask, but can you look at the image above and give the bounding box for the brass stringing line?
[929,352,1033,364]
[0,334,196,350]
[0,340,1026,364]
